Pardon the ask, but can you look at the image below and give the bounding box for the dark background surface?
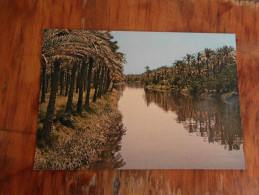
[0,0,258,194]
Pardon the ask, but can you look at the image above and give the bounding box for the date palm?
[41,29,125,139]
[40,55,47,103]
[222,46,235,68]
[196,52,202,76]
[84,57,94,108]
[184,54,194,76]
[204,48,213,77]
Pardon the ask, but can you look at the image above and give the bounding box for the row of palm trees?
[148,46,235,79]
[127,45,237,94]
[40,29,125,140]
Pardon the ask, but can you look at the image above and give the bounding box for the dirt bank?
[34,90,125,170]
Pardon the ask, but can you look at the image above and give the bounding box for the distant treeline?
[126,46,238,95]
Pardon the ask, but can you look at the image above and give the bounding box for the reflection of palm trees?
[144,89,243,150]
[88,118,126,169]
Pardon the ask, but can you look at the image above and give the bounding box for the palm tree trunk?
[206,60,210,77]
[217,59,220,73]
[65,63,77,118]
[85,57,94,108]
[101,67,107,94]
[93,67,101,102]
[59,69,64,95]
[77,61,87,114]
[40,61,46,103]
[213,63,216,77]
[84,67,88,92]
[188,62,191,76]
[97,66,105,98]
[42,60,60,139]
[46,74,49,93]
[105,69,111,92]
[111,80,115,92]
[76,67,79,94]
[65,71,69,96]
[197,59,201,76]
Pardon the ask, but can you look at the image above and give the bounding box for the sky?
[110,31,236,75]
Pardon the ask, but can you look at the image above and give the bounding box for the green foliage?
[170,75,185,91]
[143,76,153,86]
[216,65,238,93]
[127,45,238,96]
[188,76,205,95]
[158,80,165,86]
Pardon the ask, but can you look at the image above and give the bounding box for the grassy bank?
[34,89,125,170]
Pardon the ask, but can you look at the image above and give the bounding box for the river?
[116,86,245,169]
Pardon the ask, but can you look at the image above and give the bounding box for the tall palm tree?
[93,66,101,102]
[215,48,223,73]
[97,66,105,98]
[65,69,70,96]
[204,48,213,77]
[40,55,47,103]
[77,60,87,114]
[65,62,77,118]
[42,59,61,138]
[85,57,94,108]
[41,29,125,139]
[196,52,202,76]
[184,54,194,76]
[221,46,235,69]
[59,69,65,95]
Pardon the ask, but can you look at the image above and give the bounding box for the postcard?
[34,30,245,170]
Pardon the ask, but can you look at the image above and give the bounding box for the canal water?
[117,86,245,169]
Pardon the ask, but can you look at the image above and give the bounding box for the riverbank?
[144,84,239,100]
[144,84,174,93]
[34,89,125,170]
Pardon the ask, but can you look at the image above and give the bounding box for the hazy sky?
[110,31,236,75]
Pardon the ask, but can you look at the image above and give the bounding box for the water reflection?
[88,115,126,169]
[117,86,245,169]
[144,88,243,151]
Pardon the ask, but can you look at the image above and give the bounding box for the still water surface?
[117,86,245,169]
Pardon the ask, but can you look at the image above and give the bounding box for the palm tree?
[196,52,202,76]
[65,62,77,118]
[204,48,213,77]
[77,60,87,114]
[221,46,235,69]
[184,54,194,76]
[145,66,151,78]
[214,48,223,74]
[65,70,70,96]
[85,57,94,108]
[59,69,65,95]
[97,66,105,98]
[105,68,111,92]
[40,55,47,103]
[40,29,125,139]
[42,59,61,138]
[92,66,101,102]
